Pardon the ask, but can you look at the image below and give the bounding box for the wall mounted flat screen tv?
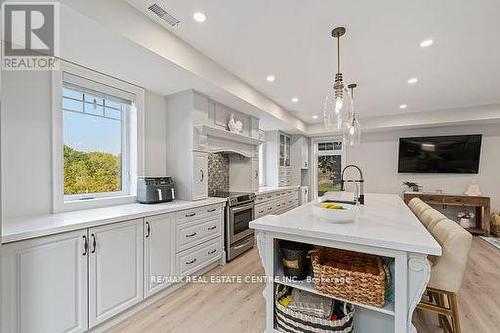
[398,135,482,174]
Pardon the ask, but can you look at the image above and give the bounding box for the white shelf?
[275,268,395,316]
[195,124,264,146]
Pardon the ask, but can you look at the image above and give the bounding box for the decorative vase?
[459,218,475,229]
[228,113,243,134]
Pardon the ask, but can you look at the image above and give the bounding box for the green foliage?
[64,145,121,195]
[318,155,342,196]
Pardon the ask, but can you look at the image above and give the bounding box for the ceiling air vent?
[148,3,180,27]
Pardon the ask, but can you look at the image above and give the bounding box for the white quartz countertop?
[250,192,441,256]
[1,198,228,244]
[255,185,300,195]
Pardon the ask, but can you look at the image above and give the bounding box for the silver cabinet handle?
[200,170,204,182]
[91,234,96,254]
[207,226,217,231]
[82,235,88,256]
[145,221,151,238]
[186,258,197,265]
[208,249,217,255]
[186,232,197,238]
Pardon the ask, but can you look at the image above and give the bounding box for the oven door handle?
[233,238,254,251]
[230,204,254,214]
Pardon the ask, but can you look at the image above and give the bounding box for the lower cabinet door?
[88,219,144,327]
[144,213,175,298]
[1,230,88,333]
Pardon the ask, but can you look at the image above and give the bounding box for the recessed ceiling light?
[408,77,418,84]
[400,104,408,109]
[291,97,299,103]
[266,75,275,82]
[312,115,319,119]
[193,12,206,22]
[420,39,433,47]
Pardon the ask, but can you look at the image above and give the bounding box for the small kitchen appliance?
[137,177,175,204]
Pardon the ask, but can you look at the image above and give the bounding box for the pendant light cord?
[337,37,340,73]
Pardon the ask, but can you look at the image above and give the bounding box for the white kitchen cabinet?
[254,188,299,219]
[1,230,88,333]
[251,157,259,191]
[266,131,293,187]
[298,136,309,169]
[279,133,291,167]
[88,219,144,327]
[192,151,208,200]
[144,213,175,298]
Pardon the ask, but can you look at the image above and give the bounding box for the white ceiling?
[56,0,299,131]
[126,0,500,124]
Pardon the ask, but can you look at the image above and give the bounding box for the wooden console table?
[404,192,491,236]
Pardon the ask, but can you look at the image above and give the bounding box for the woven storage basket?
[275,285,354,333]
[310,248,390,308]
[492,213,500,237]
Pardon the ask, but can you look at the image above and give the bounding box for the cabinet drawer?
[255,193,274,204]
[177,217,221,252]
[255,203,271,219]
[176,238,221,277]
[176,204,222,225]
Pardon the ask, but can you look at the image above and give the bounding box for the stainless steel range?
[210,191,256,261]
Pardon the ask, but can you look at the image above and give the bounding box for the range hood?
[194,124,263,158]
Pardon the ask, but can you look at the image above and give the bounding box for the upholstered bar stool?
[419,208,448,230]
[408,197,432,218]
[417,219,472,333]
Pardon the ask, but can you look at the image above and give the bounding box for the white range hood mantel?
[195,124,263,158]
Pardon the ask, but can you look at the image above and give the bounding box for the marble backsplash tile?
[208,153,230,195]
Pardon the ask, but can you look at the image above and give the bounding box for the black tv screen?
[398,135,482,174]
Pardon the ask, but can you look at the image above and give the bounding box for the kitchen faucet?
[340,164,365,205]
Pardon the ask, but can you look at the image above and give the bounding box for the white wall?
[345,124,500,211]
[144,91,167,177]
[1,70,167,219]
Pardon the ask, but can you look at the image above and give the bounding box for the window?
[53,62,144,212]
[313,139,345,197]
[62,85,130,199]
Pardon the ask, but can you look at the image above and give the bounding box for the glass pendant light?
[324,27,352,130]
[344,84,361,146]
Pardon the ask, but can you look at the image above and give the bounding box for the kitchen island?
[249,192,441,333]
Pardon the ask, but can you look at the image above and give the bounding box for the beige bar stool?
[408,197,432,218]
[417,219,472,333]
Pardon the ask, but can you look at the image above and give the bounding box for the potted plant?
[402,181,420,192]
[457,209,475,229]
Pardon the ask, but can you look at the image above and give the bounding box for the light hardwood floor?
[108,237,499,333]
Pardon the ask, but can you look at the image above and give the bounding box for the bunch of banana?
[321,202,343,210]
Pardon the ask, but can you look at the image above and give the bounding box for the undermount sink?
[312,200,359,222]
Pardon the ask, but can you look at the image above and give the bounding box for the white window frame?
[52,62,145,212]
[311,137,346,199]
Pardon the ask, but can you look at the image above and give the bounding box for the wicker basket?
[491,213,500,237]
[310,248,390,308]
[275,285,354,333]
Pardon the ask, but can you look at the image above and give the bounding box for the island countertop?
[249,192,441,256]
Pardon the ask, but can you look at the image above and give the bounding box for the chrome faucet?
[340,164,365,205]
